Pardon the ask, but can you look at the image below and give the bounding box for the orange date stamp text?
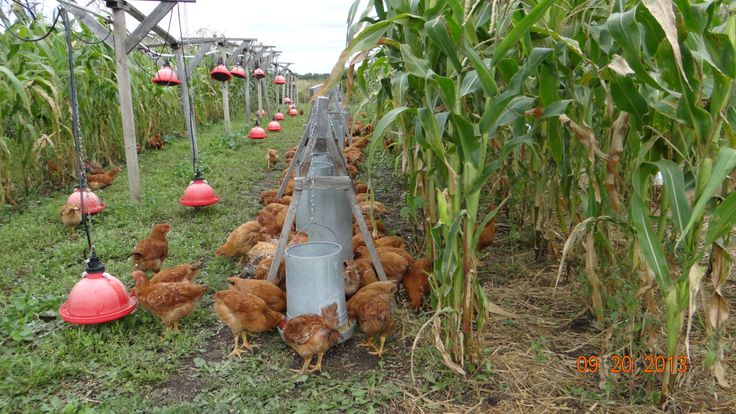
[576,354,689,374]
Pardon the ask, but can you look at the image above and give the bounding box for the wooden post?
[110,6,141,202]
[174,46,198,162]
[257,78,263,118]
[220,49,231,133]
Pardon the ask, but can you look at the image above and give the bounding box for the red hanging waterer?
[179,170,220,207]
[59,251,138,324]
[152,61,181,86]
[66,186,105,214]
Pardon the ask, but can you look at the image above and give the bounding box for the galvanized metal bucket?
[295,160,353,262]
[284,241,354,341]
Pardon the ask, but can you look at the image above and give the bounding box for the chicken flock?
[59,124,496,376]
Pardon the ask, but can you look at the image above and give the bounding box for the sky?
[128,0,367,75]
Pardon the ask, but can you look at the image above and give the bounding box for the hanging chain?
[62,7,93,254]
[176,3,199,177]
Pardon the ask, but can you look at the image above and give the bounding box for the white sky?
[128,0,367,74]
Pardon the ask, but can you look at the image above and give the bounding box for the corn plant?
[330,0,736,399]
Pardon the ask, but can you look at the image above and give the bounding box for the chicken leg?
[290,356,313,375]
[239,332,258,352]
[228,332,244,358]
[368,335,387,357]
[358,336,374,349]
[308,352,325,373]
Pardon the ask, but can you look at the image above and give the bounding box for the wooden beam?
[61,1,115,49]
[186,41,213,75]
[125,1,175,53]
[226,40,251,66]
[110,6,141,202]
[124,1,178,45]
[243,60,251,125]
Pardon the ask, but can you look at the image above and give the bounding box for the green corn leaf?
[418,107,446,158]
[631,193,672,291]
[433,75,457,111]
[606,6,660,89]
[704,191,736,246]
[651,160,692,233]
[609,73,649,128]
[391,72,409,106]
[676,84,713,142]
[0,65,31,113]
[480,95,535,137]
[449,113,480,167]
[464,44,497,97]
[493,0,556,60]
[425,16,462,73]
[540,100,571,119]
[400,44,435,78]
[459,70,480,97]
[372,106,412,143]
[680,147,736,242]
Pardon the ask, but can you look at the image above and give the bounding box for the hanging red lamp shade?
[248,122,267,139]
[59,252,137,324]
[274,112,285,121]
[253,67,266,79]
[267,118,282,132]
[179,173,220,207]
[230,64,246,79]
[67,186,105,214]
[288,107,298,116]
[283,97,292,105]
[152,61,181,86]
[210,63,232,82]
[273,75,287,85]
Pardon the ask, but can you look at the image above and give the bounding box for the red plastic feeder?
[253,67,266,79]
[248,124,267,139]
[274,112,285,121]
[210,63,232,82]
[179,175,220,207]
[288,107,298,116]
[59,253,137,324]
[274,75,286,85]
[67,186,105,214]
[152,62,181,86]
[284,97,292,105]
[230,64,246,79]
[256,109,267,117]
[267,119,282,132]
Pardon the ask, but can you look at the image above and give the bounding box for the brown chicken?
[355,246,411,281]
[353,215,385,235]
[477,217,496,251]
[248,241,277,262]
[266,149,279,170]
[343,147,363,165]
[352,234,407,255]
[260,189,278,206]
[216,221,268,265]
[60,203,82,236]
[227,277,286,312]
[254,256,286,287]
[403,257,432,311]
[343,260,361,296]
[214,289,284,357]
[354,183,368,194]
[87,166,121,190]
[132,223,171,273]
[150,260,204,284]
[350,136,370,150]
[347,164,359,178]
[346,258,379,288]
[284,146,297,165]
[359,200,387,218]
[84,159,105,175]
[148,133,164,150]
[281,303,341,375]
[131,270,206,335]
[257,204,288,236]
[347,281,396,357]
